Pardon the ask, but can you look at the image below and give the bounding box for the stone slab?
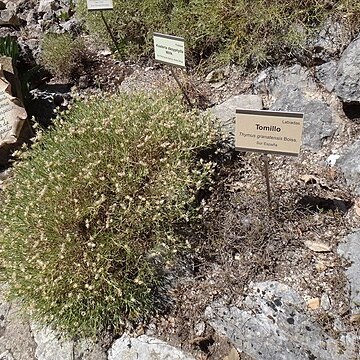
[31,325,73,360]
[205,281,357,360]
[271,86,337,150]
[337,140,360,195]
[210,94,263,137]
[335,37,360,103]
[338,230,360,309]
[108,334,195,360]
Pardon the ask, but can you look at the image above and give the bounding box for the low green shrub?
[0,91,217,337]
[76,0,360,68]
[41,33,86,80]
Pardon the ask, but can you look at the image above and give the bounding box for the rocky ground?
[0,0,360,359]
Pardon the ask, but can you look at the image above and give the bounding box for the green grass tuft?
[0,91,217,337]
[41,33,87,80]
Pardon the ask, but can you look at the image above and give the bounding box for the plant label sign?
[153,32,185,68]
[235,109,304,156]
[87,0,113,11]
[0,73,27,148]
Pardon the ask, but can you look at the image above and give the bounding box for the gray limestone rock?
[31,325,73,360]
[338,230,360,309]
[38,0,58,14]
[309,21,348,62]
[210,94,263,137]
[108,334,195,360]
[205,281,357,360]
[0,10,20,26]
[60,19,79,33]
[0,286,36,360]
[31,324,107,360]
[320,293,331,311]
[271,86,337,150]
[336,140,360,195]
[74,339,107,360]
[253,64,339,150]
[0,310,36,360]
[315,61,337,93]
[0,168,12,182]
[253,65,317,99]
[335,37,360,103]
[0,351,14,360]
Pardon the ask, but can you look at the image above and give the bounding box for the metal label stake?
[153,32,191,107]
[170,67,192,108]
[261,154,271,205]
[100,11,121,56]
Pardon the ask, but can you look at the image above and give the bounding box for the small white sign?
[153,32,185,68]
[87,0,113,11]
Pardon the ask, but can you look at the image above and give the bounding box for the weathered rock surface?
[74,339,107,360]
[308,20,349,63]
[0,10,21,27]
[336,140,360,195]
[38,0,58,15]
[31,325,73,360]
[335,36,360,103]
[108,334,195,360]
[205,281,357,360]
[0,350,14,360]
[338,230,360,310]
[0,311,36,360]
[210,94,263,136]
[254,65,317,99]
[27,84,71,127]
[0,0,80,64]
[271,86,337,150]
[315,60,337,92]
[253,64,340,151]
[30,324,107,360]
[0,287,36,360]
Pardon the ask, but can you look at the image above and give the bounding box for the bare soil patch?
[141,146,358,359]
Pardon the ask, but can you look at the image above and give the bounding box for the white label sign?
[235,109,304,156]
[153,32,185,68]
[87,0,113,11]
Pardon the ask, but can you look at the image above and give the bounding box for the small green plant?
[57,0,76,22]
[0,36,35,106]
[0,35,19,60]
[41,33,86,80]
[58,10,71,22]
[0,91,217,337]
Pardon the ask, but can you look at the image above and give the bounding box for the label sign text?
[87,0,113,11]
[153,32,185,68]
[0,92,13,140]
[235,109,304,156]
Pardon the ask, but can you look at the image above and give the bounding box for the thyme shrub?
[0,91,217,337]
[41,33,86,80]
